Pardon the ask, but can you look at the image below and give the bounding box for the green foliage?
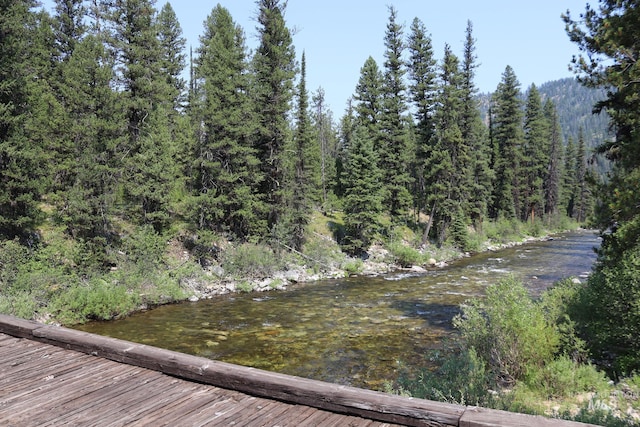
[454,277,560,386]
[521,356,609,399]
[236,281,254,293]
[484,218,523,244]
[221,243,283,279]
[342,258,364,276]
[50,279,140,324]
[396,347,495,407]
[387,241,422,267]
[303,237,345,273]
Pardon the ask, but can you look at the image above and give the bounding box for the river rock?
[427,258,437,266]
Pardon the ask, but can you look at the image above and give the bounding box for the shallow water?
[75,230,600,390]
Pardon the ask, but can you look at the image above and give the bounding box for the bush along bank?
[0,214,579,326]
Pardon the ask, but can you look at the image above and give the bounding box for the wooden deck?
[0,315,596,426]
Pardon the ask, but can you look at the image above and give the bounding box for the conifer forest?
[2,1,640,422]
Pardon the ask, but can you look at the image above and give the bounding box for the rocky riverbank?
[181,232,564,302]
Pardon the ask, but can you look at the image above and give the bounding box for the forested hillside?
[479,77,610,152]
[1,0,595,324]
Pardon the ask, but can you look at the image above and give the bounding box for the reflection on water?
[75,230,600,390]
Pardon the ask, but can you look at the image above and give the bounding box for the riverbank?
[180,223,584,303]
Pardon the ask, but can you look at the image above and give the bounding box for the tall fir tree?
[490,66,524,220]
[426,44,466,245]
[522,84,549,223]
[406,17,438,223]
[354,57,383,146]
[312,87,338,212]
[60,34,123,265]
[252,0,296,241]
[156,2,186,110]
[193,5,263,239]
[564,2,640,372]
[379,6,413,219]
[289,52,320,250]
[0,0,46,238]
[543,99,563,220]
[460,20,492,231]
[53,0,86,62]
[342,126,383,256]
[562,136,577,218]
[573,129,592,223]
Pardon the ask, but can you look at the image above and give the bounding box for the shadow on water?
[75,230,599,390]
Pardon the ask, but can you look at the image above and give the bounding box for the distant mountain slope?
[537,77,610,150]
[478,77,611,152]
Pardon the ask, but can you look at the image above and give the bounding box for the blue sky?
[41,0,591,116]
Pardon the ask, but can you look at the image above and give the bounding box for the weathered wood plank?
[460,405,599,427]
[0,315,599,427]
[25,323,462,426]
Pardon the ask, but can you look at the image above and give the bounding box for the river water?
[75,230,600,390]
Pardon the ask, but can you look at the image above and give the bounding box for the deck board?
[0,333,405,426]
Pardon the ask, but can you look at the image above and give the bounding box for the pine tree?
[252,0,296,241]
[564,2,640,371]
[107,0,176,229]
[490,66,524,220]
[193,4,263,239]
[312,87,338,212]
[573,129,592,223]
[543,100,563,220]
[406,17,438,222]
[289,52,319,250]
[157,2,186,110]
[379,6,412,219]
[522,84,549,223]
[354,57,383,144]
[0,0,46,238]
[562,136,577,218]
[53,0,86,61]
[60,34,123,264]
[426,44,466,245]
[342,126,383,256]
[460,20,492,231]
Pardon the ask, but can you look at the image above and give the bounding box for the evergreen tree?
[564,2,640,372]
[193,5,263,239]
[426,44,466,245]
[289,52,319,250]
[0,0,46,238]
[354,57,383,145]
[312,87,338,212]
[107,0,176,229]
[157,2,186,110]
[543,100,563,219]
[522,84,549,223]
[573,129,592,223]
[406,17,438,223]
[342,126,383,256]
[53,0,86,61]
[460,20,492,231]
[490,66,524,220]
[562,136,577,218]
[60,34,123,264]
[379,6,412,218]
[252,0,296,241]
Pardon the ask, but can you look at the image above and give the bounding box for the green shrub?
[50,279,141,324]
[303,237,345,273]
[0,292,39,319]
[396,347,494,407]
[236,281,254,293]
[387,242,422,267]
[221,243,282,278]
[342,258,363,276]
[454,277,560,386]
[523,356,609,399]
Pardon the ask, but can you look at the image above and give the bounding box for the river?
[75,230,600,390]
